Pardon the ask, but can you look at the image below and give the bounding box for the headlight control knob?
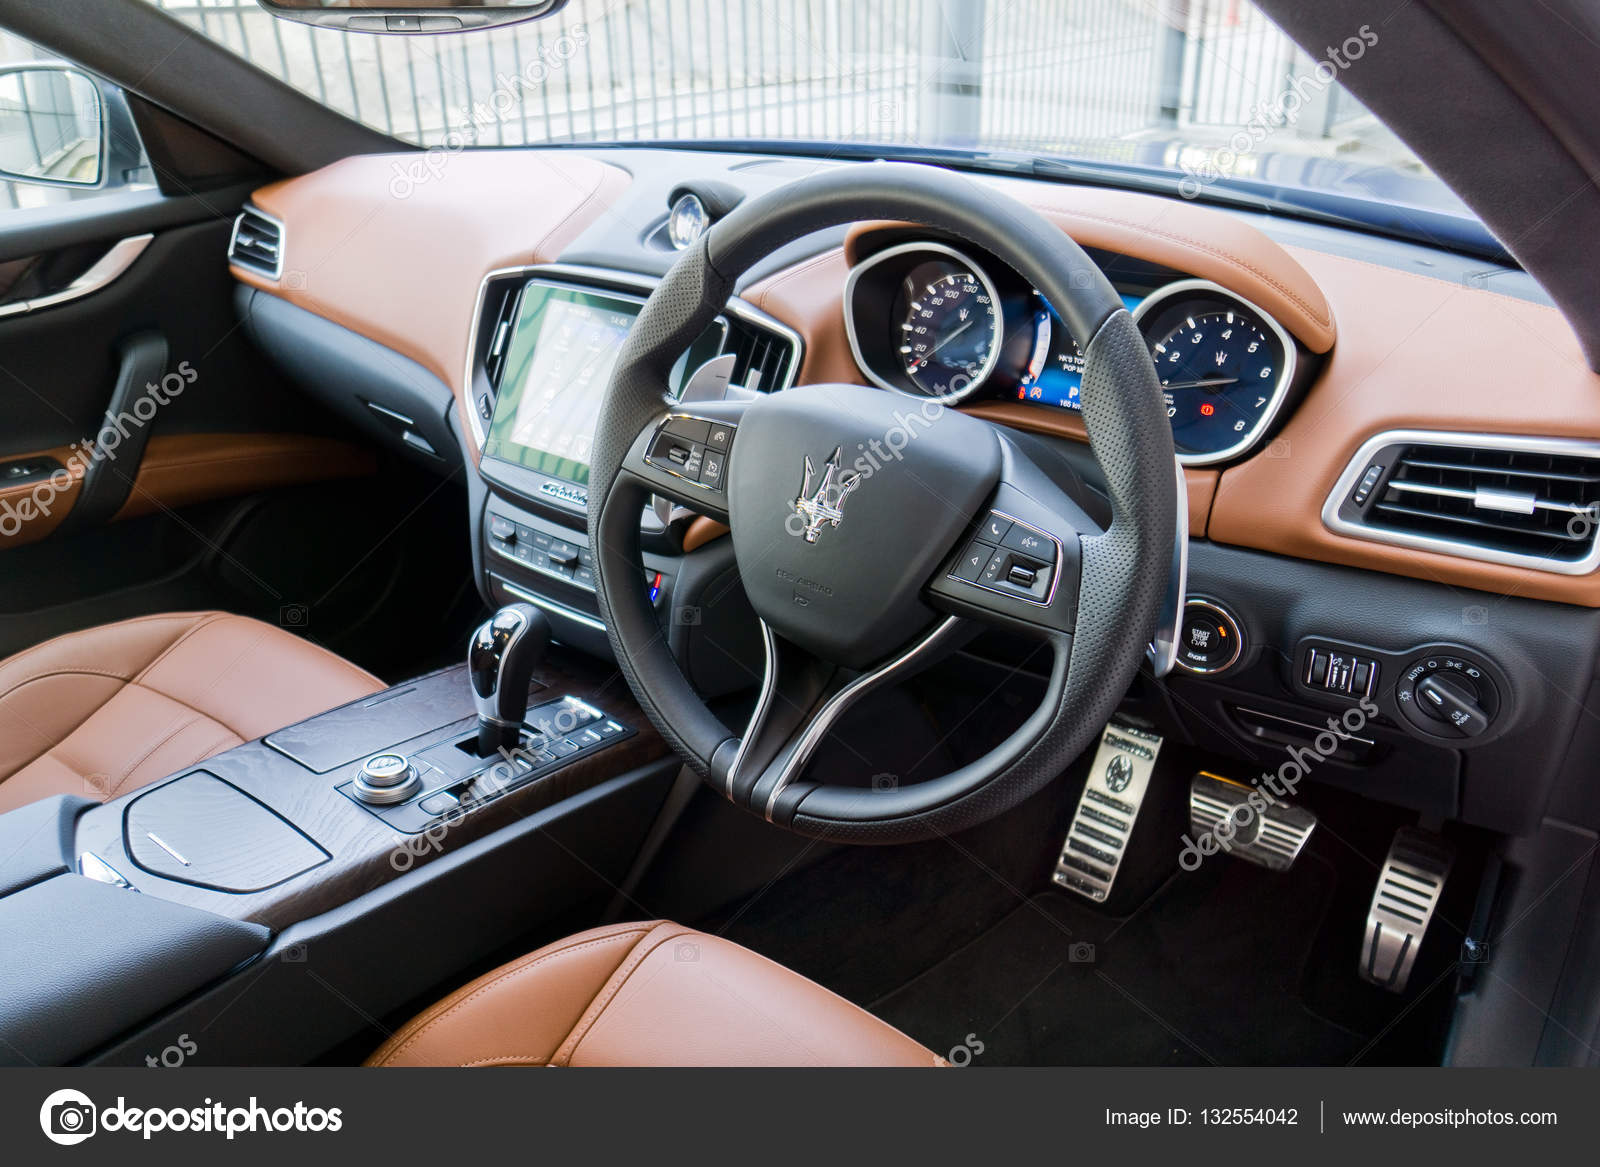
[1395,651,1502,741]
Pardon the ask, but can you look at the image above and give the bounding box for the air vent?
[228,208,283,279]
[723,316,797,394]
[482,283,523,389]
[1324,431,1600,574]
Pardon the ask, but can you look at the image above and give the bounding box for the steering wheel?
[588,163,1178,845]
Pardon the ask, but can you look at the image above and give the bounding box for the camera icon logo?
[40,1088,97,1145]
[1068,942,1096,964]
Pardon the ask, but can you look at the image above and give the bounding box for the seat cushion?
[0,611,384,814]
[367,921,942,1067]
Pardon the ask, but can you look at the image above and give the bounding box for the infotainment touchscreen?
[481,282,722,487]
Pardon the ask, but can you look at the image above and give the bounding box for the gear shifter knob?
[468,603,551,755]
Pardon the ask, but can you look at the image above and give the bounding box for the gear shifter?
[468,603,551,756]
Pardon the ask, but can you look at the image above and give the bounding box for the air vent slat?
[722,315,797,395]
[228,208,283,279]
[482,284,523,389]
[1356,439,1600,568]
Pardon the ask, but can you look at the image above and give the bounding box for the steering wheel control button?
[646,414,737,492]
[353,753,422,805]
[1053,722,1164,902]
[1000,522,1054,561]
[954,538,997,582]
[1173,598,1243,675]
[980,514,1011,542]
[949,513,1060,605]
[1395,651,1501,740]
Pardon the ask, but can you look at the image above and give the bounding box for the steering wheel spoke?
[714,615,977,821]
[924,436,1094,639]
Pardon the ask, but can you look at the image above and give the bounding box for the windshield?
[144,0,1472,223]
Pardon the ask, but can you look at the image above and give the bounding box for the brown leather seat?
[368,920,942,1067]
[0,610,384,814]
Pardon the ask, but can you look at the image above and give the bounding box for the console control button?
[1173,599,1243,675]
[352,753,422,805]
[419,791,461,816]
[1303,646,1379,698]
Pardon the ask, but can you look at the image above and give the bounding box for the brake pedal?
[1361,828,1454,993]
[1187,771,1317,871]
[1052,722,1163,902]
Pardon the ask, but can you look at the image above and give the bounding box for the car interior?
[2,0,1600,1071]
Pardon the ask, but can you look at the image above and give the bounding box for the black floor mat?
[871,857,1379,1066]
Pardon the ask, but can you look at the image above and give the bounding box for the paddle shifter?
[468,603,551,755]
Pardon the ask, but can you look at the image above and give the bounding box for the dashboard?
[842,237,1305,465]
[225,143,1600,844]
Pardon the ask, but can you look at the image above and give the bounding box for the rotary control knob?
[1395,652,1501,740]
[352,752,422,805]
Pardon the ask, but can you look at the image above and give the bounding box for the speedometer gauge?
[897,264,1001,400]
[1133,280,1297,465]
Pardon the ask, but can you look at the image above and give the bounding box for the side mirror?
[256,0,570,34]
[0,64,104,189]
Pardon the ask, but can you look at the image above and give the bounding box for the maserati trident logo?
[791,446,862,543]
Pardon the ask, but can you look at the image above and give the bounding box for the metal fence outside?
[2,1,1385,209]
[144,0,1364,153]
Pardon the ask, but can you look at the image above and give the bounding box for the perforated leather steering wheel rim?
[587,163,1176,845]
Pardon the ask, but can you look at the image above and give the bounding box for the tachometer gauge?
[897,264,1002,400]
[1133,280,1296,464]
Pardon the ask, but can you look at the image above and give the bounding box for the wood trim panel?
[72,657,667,930]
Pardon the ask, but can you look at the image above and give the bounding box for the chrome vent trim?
[1322,429,1600,575]
[228,207,284,280]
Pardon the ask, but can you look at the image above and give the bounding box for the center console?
[0,610,674,1067]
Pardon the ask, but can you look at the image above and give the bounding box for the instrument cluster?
[842,240,1302,465]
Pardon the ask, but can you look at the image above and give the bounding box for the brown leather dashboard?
[230,151,1600,607]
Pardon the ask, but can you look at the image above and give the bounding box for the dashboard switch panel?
[1303,646,1379,699]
